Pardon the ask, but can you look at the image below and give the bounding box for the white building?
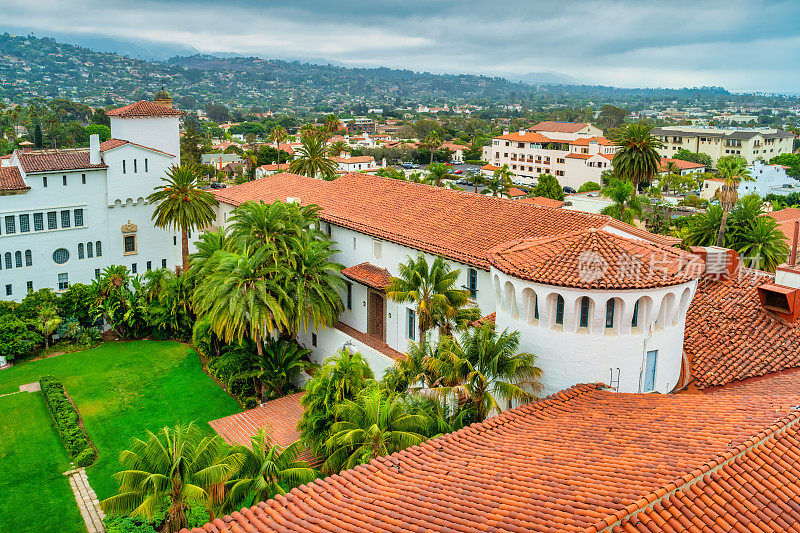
[0,98,183,301]
[211,171,695,395]
[652,126,794,164]
[738,161,800,197]
[486,123,618,190]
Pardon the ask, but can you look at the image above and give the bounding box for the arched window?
[631,300,640,328]
[605,300,615,328]
[15,251,22,268]
[25,250,32,267]
[96,241,102,257]
[579,296,591,328]
[5,252,12,269]
[78,243,85,259]
[555,295,565,325]
[87,242,93,258]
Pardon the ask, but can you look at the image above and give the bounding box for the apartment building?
[652,126,794,164]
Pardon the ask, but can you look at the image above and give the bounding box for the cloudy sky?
[3,0,799,93]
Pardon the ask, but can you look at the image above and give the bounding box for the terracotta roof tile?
[684,273,800,389]
[15,149,107,173]
[659,157,707,171]
[341,262,392,290]
[330,155,375,164]
[99,138,175,157]
[528,121,591,133]
[518,196,565,208]
[184,385,800,533]
[0,166,29,191]
[488,228,702,290]
[213,173,672,271]
[105,100,183,117]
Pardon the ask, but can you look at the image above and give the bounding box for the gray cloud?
[2,0,799,92]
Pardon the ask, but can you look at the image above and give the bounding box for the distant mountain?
[506,71,581,86]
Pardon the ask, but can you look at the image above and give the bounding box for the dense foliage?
[39,375,96,467]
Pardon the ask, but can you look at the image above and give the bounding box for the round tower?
[153,87,172,108]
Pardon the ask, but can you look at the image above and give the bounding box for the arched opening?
[656,293,676,329]
[677,287,693,322]
[4,252,11,269]
[504,281,519,320]
[576,296,594,332]
[493,275,502,309]
[521,288,539,324]
[14,251,22,268]
[87,242,93,258]
[548,293,565,328]
[631,296,653,333]
[24,250,32,267]
[604,297,623,334]
[78,243,85,260]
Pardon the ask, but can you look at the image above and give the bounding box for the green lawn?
[0,340,242,531]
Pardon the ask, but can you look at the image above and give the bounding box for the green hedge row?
[39,375,96,467]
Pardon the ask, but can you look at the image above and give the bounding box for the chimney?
[755,222,800,323]
[89,134,101,165]
[519,129,526,135]
[689,246,739,281]
[503,129,509,135]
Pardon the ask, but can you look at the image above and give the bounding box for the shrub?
[39,375,96,466]
[577,181,601,193]
[103,516,157,533]
[464,159,488,166]
[242,396,259,409]
[0,314,41,361]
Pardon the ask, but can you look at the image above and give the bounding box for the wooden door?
[367,291,386,341]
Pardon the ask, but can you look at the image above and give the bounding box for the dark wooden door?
[367,291,386,341]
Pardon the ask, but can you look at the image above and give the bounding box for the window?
[123,235,136,255]
[78,243,85,259]
[555,295,565,325]
[19,214,30,233]
[15,251,22,268]
[346,282,353,310]
[33,213,44,231]
[5,216,16,234]
[161,259,167,268]
[407,308,416,340]
[631,300,640,328]
[468,268,478,298]
[5,284,11,296]
[81,173,86,184]
[311,333,317,347]
[61,210,71,228]
[131,263,137,274]
[96,241,102,257]
[48,211,58,230]
[24,250,32,266]
[57,273,69,291]
[4,252,11,269]
[62,175,67,186]
[26,281,33,293]
[42,176,48,188]
[74,209,84,226]
[122,160,126,174]
[579,297,590,328]
[53,248,70,264]
[534,297,539,319]
[95,268,101,279]
[133,159,138,173]
[352,237,356,250]
[146,261,152,271]
[144,159,148,172]
[605,300,615,328]
[643,350,658,392]
[173,236,177,246]
[87,242,93,258]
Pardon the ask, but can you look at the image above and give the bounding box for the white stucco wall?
[109,116,181,160]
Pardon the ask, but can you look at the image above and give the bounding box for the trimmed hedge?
[39,375,96,467]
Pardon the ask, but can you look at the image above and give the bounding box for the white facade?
[0,106,182,301]
[652,126,794,164]
[738,161,800,197]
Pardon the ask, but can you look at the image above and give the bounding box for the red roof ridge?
[583,410,800,533]
[99,138,175,157]
[340,262,393,290]
[105,100,183,117]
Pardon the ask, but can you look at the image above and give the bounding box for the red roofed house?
[658,157,707,176]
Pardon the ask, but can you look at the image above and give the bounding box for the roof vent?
[757,221,800,323]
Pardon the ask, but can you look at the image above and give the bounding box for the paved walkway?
[65,468,105,533]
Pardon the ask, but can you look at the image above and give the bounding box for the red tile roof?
[0,166,29,191]
[335,322,404,361]
[15,149,107,173]
[700,366,800,397]
[105,100,183,117]
[488,228,702,290]
[517,195,565,208]
[213,172,672,270]
[99,138,175,157]
[684,272,800,389]
[330,155,375,164]
[256,163,291,172]
[528,120,591,133]
[566,152,593,159]
[185,384,800,533]
[659,157,707,171]
[506,187,527,198]
[768,207,800,223]
[340,262,392,290]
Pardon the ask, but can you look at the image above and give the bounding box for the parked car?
[453,169,463,175]
[563,186,577,194]
[209,182,227,189]
[401,162,419,169]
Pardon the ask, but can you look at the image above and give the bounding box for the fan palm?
[610,123,663,195]
[289,133,337,179]
[386,255,474,342]
[99,423,242,533]
[147,164,219,272]
[481,176,511,197]
[323,385,428,473]
[224,431,318,513]
[715,156,753,247]
[600,178,648,224]
[733,215,789,272]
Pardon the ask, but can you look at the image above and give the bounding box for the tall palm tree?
[289,133,337,179]
[323,114,342,139]
[228,200,319,264]
[100,423,242,533]
[600,178,648,224]
[224,431,318,513]
[323,385,428,473]
[684,205,725,247]
[187,226,234,281]
[386,255,474,342]
[268,126,287,171]
[715,155,753,247]
[148,164,219,272]
[422,131,442,166]
[734,216,789,272]
[610,122,663,195]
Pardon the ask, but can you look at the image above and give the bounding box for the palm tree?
[610,123,663,195]
[600,178,648,224]
[471,172,486,194]
[100,423,242,533]
[289,133,337,179]
[323,114,342,139]
[268,126,287,171]
[187,226,233,281]
[224,430,318,513]
[734,216,789,272]
[421,131,442,166]
[481,176,511,197]
[148,164,219,272]
[37,305,61,349]
[425,162,452,187]
[228,200,319,263]
[715,155,753,247]
[684,205,725,247]
[660,161,681,194]
[386,255,474,342]
[223,338,315,401]
[327,139,350,157]
[323,385,428,473]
